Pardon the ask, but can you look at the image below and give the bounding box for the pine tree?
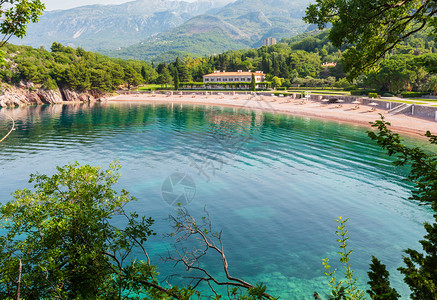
[250,73,256,91]
[368,118,437,300]
[174,69,180,91]
[398,221,437,300]
[141,66,148,82]
[367,256,400,300]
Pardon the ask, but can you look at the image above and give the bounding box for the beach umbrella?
[369,102,378,106]
[336,99,344,103]
[352,100,360,104]
[321,99,329,102]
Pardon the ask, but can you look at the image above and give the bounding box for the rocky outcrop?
[0,85,101,108]
[60,89,95,103]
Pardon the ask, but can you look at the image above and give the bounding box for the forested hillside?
[152,29,437,95]
[3,28,437,96]
[0,43,156,92]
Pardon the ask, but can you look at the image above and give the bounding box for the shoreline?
[107,93,437,138]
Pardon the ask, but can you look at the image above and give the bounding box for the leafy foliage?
[0,162,281,299]
[368,116,437,299]
[0,162,164,299]
[368,116,437,207]
[0,42,157,92]
[304,0,437,78]
[322,217,365,300]
[0,0,45,46]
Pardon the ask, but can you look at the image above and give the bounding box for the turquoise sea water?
[0,102,434,299]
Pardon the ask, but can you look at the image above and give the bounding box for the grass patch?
[289,90,350,96]
[138,84,174,91]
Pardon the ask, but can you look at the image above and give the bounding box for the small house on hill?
[322,62,337,68]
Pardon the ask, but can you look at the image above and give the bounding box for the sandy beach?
[108,93,437,137]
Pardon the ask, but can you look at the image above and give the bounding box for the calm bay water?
[0,102,434,299]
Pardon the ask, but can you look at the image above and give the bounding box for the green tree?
[0,0,45,46]
[174,68,180,90]
[368,116,437,299]
[158,66,172,88]
[271,76,281,89]
[250,72,256,91]
[304,0,437,78]
[423,75,437,95]
[398,222,437,300]
[367,256,400,300]
[43,76,58,90]
[124,65,143,90]
[0,162,174,299]
[365,56,417,93]
[62,62,91,91]
[141,65,148,82]
[0,162,278,299]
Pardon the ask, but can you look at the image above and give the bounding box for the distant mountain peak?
[11,0,312,61]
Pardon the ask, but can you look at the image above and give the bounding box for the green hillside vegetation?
[3,28,437,97]
[148,28,437,96]
[0,43,157,92]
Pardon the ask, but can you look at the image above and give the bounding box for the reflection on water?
[0,102,434,299]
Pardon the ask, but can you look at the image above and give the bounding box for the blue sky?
[43,0,197,11]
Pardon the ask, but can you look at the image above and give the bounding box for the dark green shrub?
[382,92,393,97]
[351,89,378,96]
[400,92,427,98]
[344,85,357,91]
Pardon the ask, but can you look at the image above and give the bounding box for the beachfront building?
[201,70,269,90]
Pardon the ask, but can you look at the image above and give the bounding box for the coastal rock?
[61,89,81,102]
[37,90,63,104]
[0,84,98,107]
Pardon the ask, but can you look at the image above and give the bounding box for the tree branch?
[0,114,15,143]
[165,207,276,299]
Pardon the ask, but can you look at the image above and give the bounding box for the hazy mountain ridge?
[105,0,313,61]
[11,0,313,61]
[10,0,232,51]
[109,15,250,60]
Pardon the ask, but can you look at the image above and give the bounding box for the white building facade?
[201,70,267,89]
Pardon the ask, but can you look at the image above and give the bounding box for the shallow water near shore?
[0,102,434,298]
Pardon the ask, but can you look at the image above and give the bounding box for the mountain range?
[11,0,313,61]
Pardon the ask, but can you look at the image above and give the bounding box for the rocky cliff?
[0,85,102,108]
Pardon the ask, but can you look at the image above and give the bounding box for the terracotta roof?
[204,72,264,77]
